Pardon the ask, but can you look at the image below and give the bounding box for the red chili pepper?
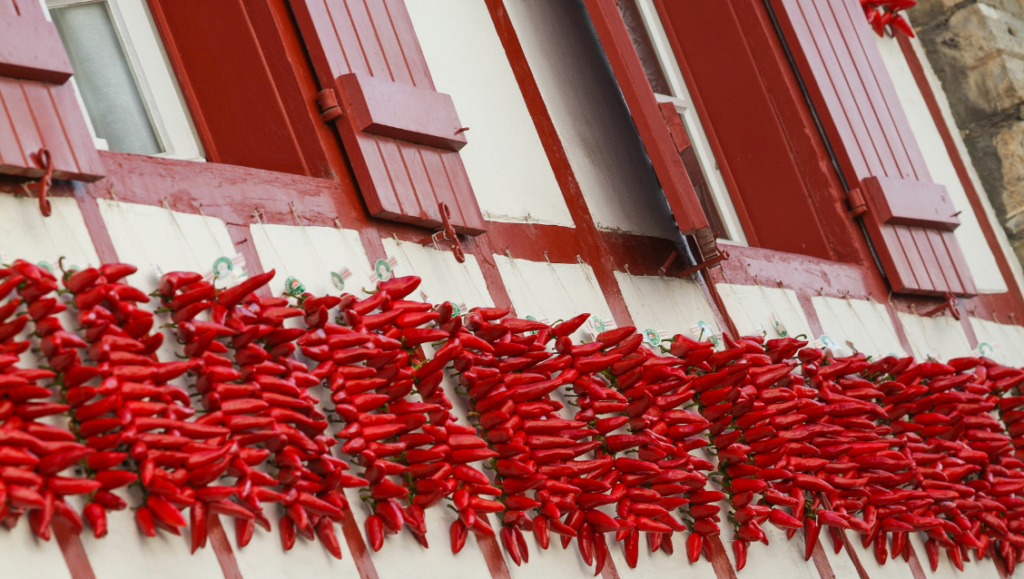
[136,506,158,537]
[83,502,107,538]
[624,528,640,568]
[552,313,589,337]
[216,270,275,309]
[804,516,820,561]
[734,539,748,570]
[450,519,468,553]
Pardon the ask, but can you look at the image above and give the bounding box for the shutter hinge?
[317,89,342,123]
[847,187,868,219]
[676,227,728,277]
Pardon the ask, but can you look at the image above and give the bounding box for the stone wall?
[914,0,1024,264]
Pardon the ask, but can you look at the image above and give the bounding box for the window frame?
[632,0,747,245]
[45,0,203,161]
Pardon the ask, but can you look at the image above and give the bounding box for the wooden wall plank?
[0,79,43,175]
[24,82,76,171]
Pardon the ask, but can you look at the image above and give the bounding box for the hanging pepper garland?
[862,0,917,37]
[3,260,1024,573]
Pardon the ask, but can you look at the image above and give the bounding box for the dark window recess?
[616,0,671,95]
[582,0,709,238]
[616,0,728,241]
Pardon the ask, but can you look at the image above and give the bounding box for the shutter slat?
[773,0,976,296]
[910,228,945,292]
[347,0,393,80]
[364,0,414,87]
[0,79,33,171]
[834,0,932,180]
[51,79,99,175]
[25,83,76,171]
[373,135,424,223]
[943,231,977,295]
[895,226,932,292]
[795,0,886,177]
[925,229,962,294]
[290,0,486,235]
[316,0,358,80]
[395,141,436,223]
[383,0,433,89]
[0,79,43,173]
[818,0,915,178]
[0,96,24,169]
[421,148,461,224]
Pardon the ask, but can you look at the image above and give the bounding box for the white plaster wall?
[739,527,831,579]
[614,272,720,339]
[383,239,493,309]
[404,0,573,228]
[503,0,679,239]
[494,254,614,341]
[716,283,814,340]
[970,317,1024,366]
[812,296,906,358]
[874,34,1009,294]
[821,535,867,579]
[0,196,99,269]
[74,496,223,579]
[226,516,359,579]
[907,530,1001,579]
[0,523,74,579]
[340,493,495,579]
[846,538,918,579]
[250,223,372,297]
[96,199,236,294]
[898,312,972,361]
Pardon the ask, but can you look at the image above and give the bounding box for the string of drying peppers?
[5,256,1024,574]
[862,0,916,37]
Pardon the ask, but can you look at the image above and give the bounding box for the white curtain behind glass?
[51,2,162,155]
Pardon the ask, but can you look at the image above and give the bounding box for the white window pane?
[51,1,161,155]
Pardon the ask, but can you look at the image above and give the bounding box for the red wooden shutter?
[580,0,710,240]
[288,0,486,235]
[770,0,975,296]
[0,0,103,181]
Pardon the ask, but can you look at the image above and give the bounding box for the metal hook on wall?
[29,148,53,217]
[421,202,465,263]
[920,291,962,321]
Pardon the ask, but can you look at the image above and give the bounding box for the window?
[617,0,746,245]
[45,0,202,160]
